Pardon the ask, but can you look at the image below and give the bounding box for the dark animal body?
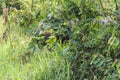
[2,28,9,41]
[35,30,70,46]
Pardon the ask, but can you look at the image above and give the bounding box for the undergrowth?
[0,17,71,80]
[0,0,120,80]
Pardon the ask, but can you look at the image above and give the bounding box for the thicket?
[1,0,120,80]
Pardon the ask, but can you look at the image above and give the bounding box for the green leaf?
[116,60,120,68]
[96,60,104,67]
[62,47,70,55]
[108,37,116,45]
[93,58,101,65]
[91,54,98,64]
[114,38,119,47]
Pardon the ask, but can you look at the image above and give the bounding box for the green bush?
[3,0,120,80]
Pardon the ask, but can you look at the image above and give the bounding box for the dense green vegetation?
[0,0,120,80]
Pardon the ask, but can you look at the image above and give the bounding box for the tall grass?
[0,16,71,80]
